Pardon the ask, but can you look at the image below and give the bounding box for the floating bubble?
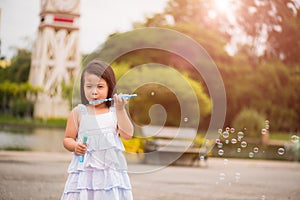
[200,155,205,161]
[183,117,189,122]
[265,120,269,125]
[218,149,224,156]
[265,124,270,129]
[277,147,285,156]
[218,129,222,134]
[225,127,230,132]
[150,91,155,96]
[223,158,228,166]
[223,131,229,138]
[235,172,241,182]
[237,148,241,153]
[253,147,259,153]
[249,152,254,158]
[291,135,299,144]
[215,138,221,144]
[231,138,237,144]
[205,139,210,145]
[261,128,267,135]
[237,131,244,139]
[241,141,247,148]
[225,139,229,144]
[218,143,223,149]
[219,172,226,180]
[230,127,235,133]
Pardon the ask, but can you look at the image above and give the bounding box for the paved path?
[0,151,300,200]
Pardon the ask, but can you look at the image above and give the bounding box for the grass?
[269,132,294,142]
[0,114,66,128]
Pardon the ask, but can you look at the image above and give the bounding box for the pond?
[0,125,66,152]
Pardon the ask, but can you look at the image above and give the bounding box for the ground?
[0,151,299,200]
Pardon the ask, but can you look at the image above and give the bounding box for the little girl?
[61,60,134,199]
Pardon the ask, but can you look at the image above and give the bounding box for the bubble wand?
[89,94,137,105]
[78,135,88,163]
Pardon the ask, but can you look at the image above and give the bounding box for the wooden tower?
[29,0,81,119]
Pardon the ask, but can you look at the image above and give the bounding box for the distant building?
[29,0,81,119]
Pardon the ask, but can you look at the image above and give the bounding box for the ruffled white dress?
[61,104,133,200]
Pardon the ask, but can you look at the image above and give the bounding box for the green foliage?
[0,49,31,83]
[112,63,211,128]
[224,61,300,132]
[232,108,266,138]
[0,80,42,117]
[12,99,34,118]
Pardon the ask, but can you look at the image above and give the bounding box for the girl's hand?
[114,94,128,110]
[74,142,87,155]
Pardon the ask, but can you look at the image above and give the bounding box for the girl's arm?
[114,94,134,140]
[63,108,87,155]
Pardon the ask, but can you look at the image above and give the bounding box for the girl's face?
[84,72,109,105]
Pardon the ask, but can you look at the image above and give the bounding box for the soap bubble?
[291,135,299,144]
[237,148,241,153]
[219,172,226,181]
[277,147,285,156]
[183,117,189,122]
[265,124,270,129]
[223,158,228,165]
[241,141,247,148]
[231,138,237,144]
[249,152,254,158]
[218,149,224,156]
[253,147,259,153]
[261,128,267,135]
[217,143,223,148]
[230,127,235,133]
[200,155,205,161]
[235,172,241,182]
[237,131,244,139]
[150,91,155,96]
[222,131,229,138]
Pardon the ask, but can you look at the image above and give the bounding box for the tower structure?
[29,0,81,119]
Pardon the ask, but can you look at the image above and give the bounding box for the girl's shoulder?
[73,104,88,115]
[68,104,87,122]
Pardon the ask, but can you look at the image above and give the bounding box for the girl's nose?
[92,88,98,95]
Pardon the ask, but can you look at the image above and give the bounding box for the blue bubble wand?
[78,135,88,163]
[89,94,137,105]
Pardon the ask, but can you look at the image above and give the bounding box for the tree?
[235,0,300,65]
[111,63,211,128]
[0,48,31,83]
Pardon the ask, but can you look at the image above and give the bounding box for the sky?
[0,0,169,59]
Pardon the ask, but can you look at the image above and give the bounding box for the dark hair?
[80,60,116,107]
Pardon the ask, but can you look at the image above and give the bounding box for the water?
[0,125,66,152]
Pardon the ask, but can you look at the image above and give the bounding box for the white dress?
[61,104,133,200]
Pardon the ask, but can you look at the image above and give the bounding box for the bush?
[12,99,34,118]
[232,108,266,138]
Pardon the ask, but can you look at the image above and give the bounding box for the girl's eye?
[98,85,104,88]
[86,85,92,88]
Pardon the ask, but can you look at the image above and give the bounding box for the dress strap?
[109,106,116,112]
[78,104,88,115]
